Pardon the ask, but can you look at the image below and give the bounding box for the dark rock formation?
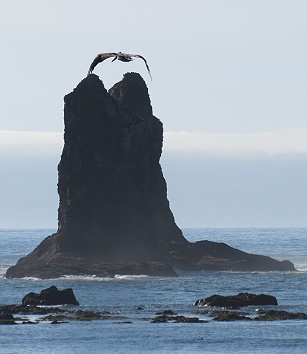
[155,309,177,316]
[254,310,307,321]
[193,292,278,308]
[195,309,249,316]
[55,72,186,260]
[5,72,296,278]
[213,312,252,321]
[7,261,176,279]
[41,310,119,322]
[22,286,79,306]
[201,309,307,321]
[0,313,16,325]
[151,315,205,323]
[6,73,185,278]
[165,240,296,272]
[0,304,66,315]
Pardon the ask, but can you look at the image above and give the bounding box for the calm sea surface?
[0,228,306,353]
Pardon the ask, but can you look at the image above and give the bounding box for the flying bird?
[87,52,152,80]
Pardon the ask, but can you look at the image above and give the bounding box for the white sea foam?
[20,277,45,281]
[114,274,149,280]
[295,264,307,272]
[61,274,112,281]
[61,274,149,281]
[0,267,8,277]
[18,274,116,282]
[1,273,151,282]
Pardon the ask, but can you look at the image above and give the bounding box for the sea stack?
[57,73,187,261]
[6,73,295,279]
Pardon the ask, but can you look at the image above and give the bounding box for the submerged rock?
[6,73,296,279]
[40,310,118,322]
[0,304,66,315]
[151,315,205,323]
[208,309,307,321]
[254,310,307,321]
[155,309,178,315]
[213,312,252,321]
[194,292,278,308]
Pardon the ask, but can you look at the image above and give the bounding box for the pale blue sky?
[0,0,306,228]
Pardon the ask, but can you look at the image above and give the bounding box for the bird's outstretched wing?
[87,52,152,80]
[87,52,117,76]
[130,54,152,80]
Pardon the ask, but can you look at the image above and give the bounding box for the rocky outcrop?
[193,292,278,308]
[163,239,295,272]
[0,313,16,325]
[0,304,66,315]
[6,72,296,279]
[22,286,79,306]
[2,289,306,324]
[196,309,307,321]
[254,310,307,321]
[213,312,252,321]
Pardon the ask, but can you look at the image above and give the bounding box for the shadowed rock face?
[56,72,186,261]
[5,73,296,279]
[22,286,79,306]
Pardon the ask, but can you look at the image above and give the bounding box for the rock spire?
[6,73,295,278]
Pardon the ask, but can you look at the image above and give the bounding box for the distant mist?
[0,155,59,228]
[161,152,307,228]
[0,131,306,228]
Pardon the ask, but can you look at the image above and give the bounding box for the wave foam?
[114,274,148,280]
[295,264,307,272]
[61,274,149,281]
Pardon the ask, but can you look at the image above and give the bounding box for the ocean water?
[0,228,306,354]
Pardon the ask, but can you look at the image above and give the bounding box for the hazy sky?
[0,0,306,228]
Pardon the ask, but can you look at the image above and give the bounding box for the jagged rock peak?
[109,72,153,119]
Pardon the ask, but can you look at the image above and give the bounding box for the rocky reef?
[6,72,295,279]
[1,288,306,325]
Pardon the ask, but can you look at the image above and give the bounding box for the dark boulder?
[0,313,16,325]
[22,286,79,306]
[194,292,278,308]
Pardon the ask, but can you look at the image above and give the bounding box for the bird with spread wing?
[87,52,152,80]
